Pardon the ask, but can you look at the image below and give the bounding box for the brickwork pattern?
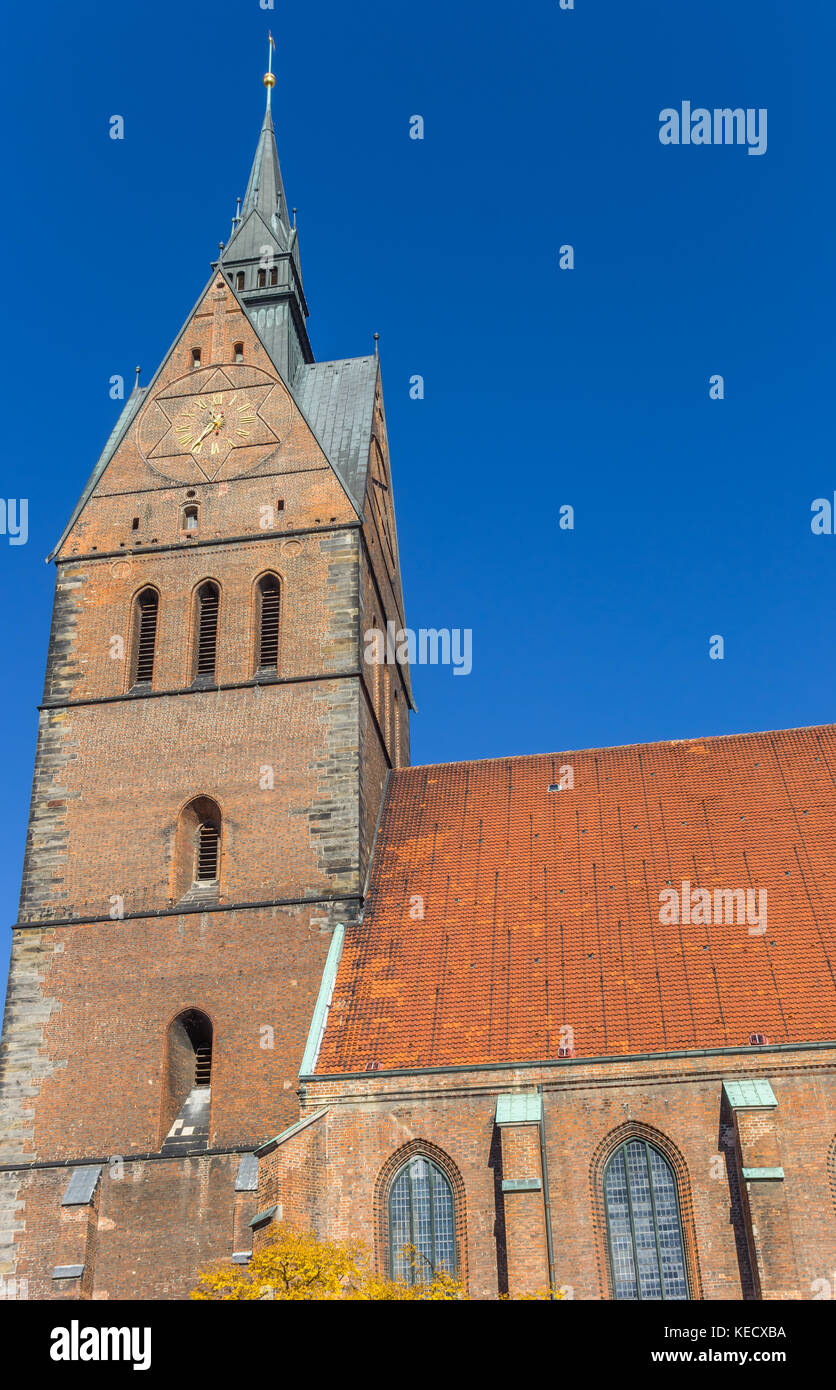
[262,1050,836,1300]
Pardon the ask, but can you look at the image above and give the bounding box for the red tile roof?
[315,726,836,1074]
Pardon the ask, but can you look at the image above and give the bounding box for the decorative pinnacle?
[263,32,276,104]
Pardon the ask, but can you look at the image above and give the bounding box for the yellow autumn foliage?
[190,1226,464,1301]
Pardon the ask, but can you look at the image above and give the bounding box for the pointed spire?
[240,34,288,230]
[221,42,313,377]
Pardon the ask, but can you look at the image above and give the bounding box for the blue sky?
[1,0,834,999]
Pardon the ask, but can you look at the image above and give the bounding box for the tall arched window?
[130,587,158,688]
[194,582,219,681]
[388,1155,456,1285]
[603,1139,689,1300]
[256,574,281,672]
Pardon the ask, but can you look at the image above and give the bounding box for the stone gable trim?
[53,519,361,567]
[13,892,361,931]
[40,668,363,713]
[0,1144,258,1175]
[255,1106,330,1156]
[300,1053,836,1111]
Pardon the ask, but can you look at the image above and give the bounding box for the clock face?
[136,364,293,483]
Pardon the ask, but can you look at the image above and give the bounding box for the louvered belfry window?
[257,576,280,671]
[194,1041,212,1087]
[195,583,219,679]
[133,589,158,686]
[196,820,219,881]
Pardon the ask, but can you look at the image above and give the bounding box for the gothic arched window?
[387,1155,456,1285]
[193,582,220,682]
[255,574,281,673]
[603,1139,689,1300]
[130,587,158,688]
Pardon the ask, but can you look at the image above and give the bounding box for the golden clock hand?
[192,418,217,448]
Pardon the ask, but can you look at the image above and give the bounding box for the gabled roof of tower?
[292,356,378,514]
[314,724,836,1074]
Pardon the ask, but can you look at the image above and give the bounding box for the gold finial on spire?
[263,32,276,103]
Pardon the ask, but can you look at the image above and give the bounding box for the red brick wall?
[259,1049,836,1300]
[5,1152,256,1300]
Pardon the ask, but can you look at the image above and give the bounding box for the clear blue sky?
[1,0,834,1002]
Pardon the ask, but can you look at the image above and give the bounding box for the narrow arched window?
[269,266,278,286]
[191,347,201,369]
[256,575,280,672]
[161,1009,213,1152]
[236,272,244,291]
[257,268,267,288]
[603,1139,689,1300]
[181,504,199,533]
[173,797,222,902]
[388,1155,456,1285]
[233,341,244,364]
[131,588,158,688]
[194,582,219,681]
[171,1009,213,1087]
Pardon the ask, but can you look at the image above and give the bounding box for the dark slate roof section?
[61,1164,103,1207]
[47,387,146,562]
[234,1152,259,1191]
[292,356,378,514]
[248,1205,278,1229]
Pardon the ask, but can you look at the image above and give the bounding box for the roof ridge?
[396,721,836,775]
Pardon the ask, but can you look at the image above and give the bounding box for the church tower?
[0,56,411,1300]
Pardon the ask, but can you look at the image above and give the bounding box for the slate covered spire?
[240,94,290,234]
[220,43,312,381]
